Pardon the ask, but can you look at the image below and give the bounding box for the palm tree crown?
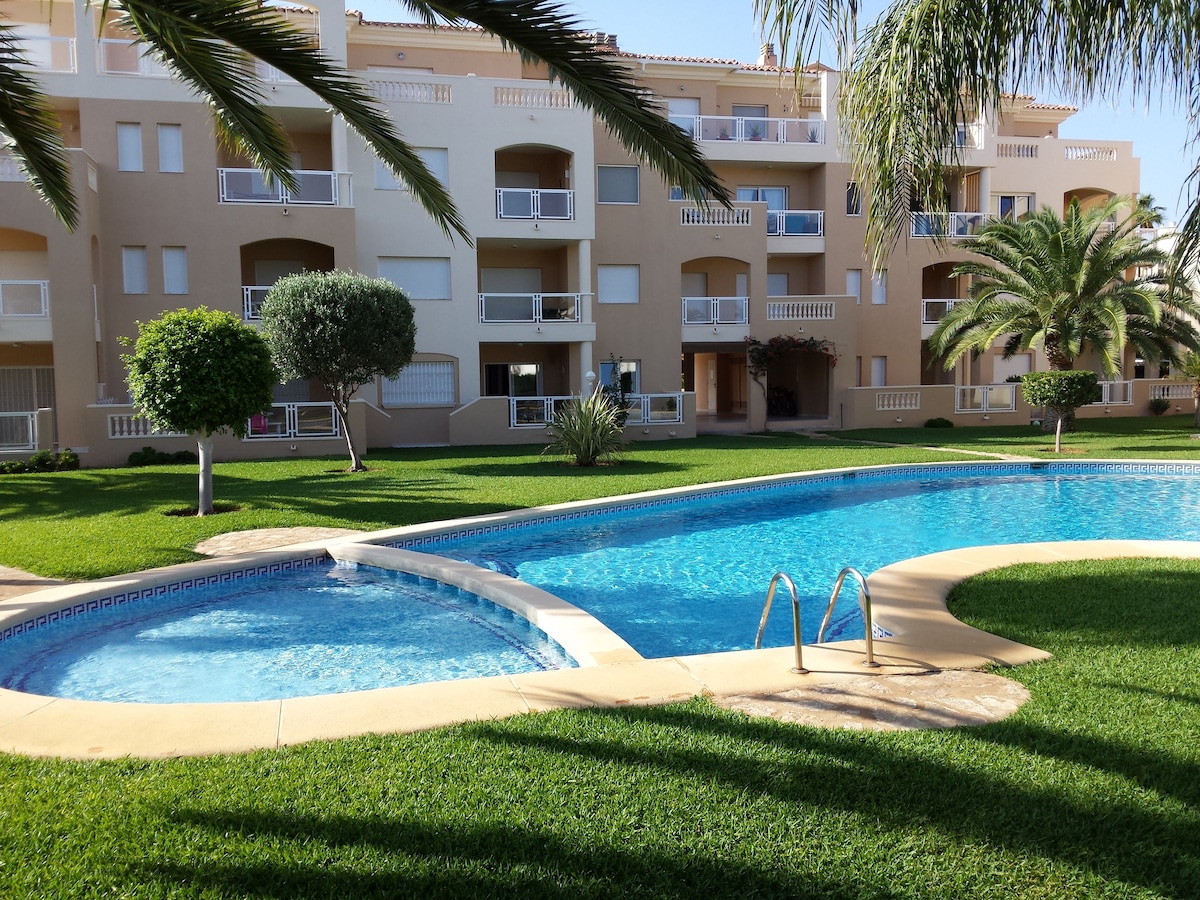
[0,0,729,235]
[929,197,1200,377]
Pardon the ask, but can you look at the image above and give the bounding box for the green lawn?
[0,434,967,579]
[0,557,1195,898]
[841,412,1200,458]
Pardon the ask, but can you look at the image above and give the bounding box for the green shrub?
[542,391,626,467]
[1148,396,1172,415]
[55,448,80,470]
[0,448,81,475]
[128,446,199,467]
[923,417,954,428]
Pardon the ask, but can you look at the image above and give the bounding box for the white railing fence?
[478,293,582,324]
[766,210,824,236]
[875,392,921,411]
[681,207,752,226]
[1065,145,1118,162]
[107,413,186,439]
[911,211,988,238]
[96,39,170,76]
[670,115,825,145]
[0,412,36,451]
[14,35,76,73]
[1149,383,1192,400]
[0,281,50,317]
[244,403,339,440]
[955,384,1017,412]
[996,141,1039,159]
[1089,380,1134,405]
[510,393,683,427]
[242,286,272,321]
[217,168,346,206]
[368,79,453,103]
[494,85,573,108]
[495,188,574,220]
[921,298,967,324]
[681,296,748,325]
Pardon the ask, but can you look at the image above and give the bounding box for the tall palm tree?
[755,0,1200,273]
[929,197,1200,380]
[1,0,729,235]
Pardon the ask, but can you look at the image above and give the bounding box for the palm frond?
[0,25,77,229]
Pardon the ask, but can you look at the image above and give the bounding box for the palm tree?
[1,0,728,235]
[929,196,1200,428]
[755,0,1200,273]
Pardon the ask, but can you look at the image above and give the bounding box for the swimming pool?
[4,460,1200,706]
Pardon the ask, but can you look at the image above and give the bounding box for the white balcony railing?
[0,281,50,318]
[0,152,23,182]
[0,412,36,452]
[254,61,296,83]
[494,85,573,108]
[767,299,836,321]
[1089,380,1135,405]
[921,298,968,324]
[1149,383,1192,400]
[1065,144,1118,162]
[478,293,583,324]
[681,207,752,226]
[510,393,683,427]
[242,286,272,321]
[96,39,170,76]
[495,188,574,220]
[954,122,985,150]
[955,384,1017,413]
[766,210,824,236]
[217,168,347,206]
[670,115,825,145]
[107,413,186,439]
[997,141,1039,159]
[245,402,339,440]
[682,296,748,325]
[368,79,452,103]
[13,35,77,73]
[911,211,988,239]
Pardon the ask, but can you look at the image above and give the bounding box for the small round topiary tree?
[1021,371,1100,453]
[121,307,276,515]
[259,271,416,471]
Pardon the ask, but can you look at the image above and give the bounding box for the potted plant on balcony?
[718,125,731,141]
[748,122,764,141]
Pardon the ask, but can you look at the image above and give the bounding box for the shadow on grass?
[447,460,688,479]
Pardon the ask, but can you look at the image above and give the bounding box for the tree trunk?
[1041,405,1076,435]
[197,434,214,516]
[334,401,363,471]
[1054,412,1064,453]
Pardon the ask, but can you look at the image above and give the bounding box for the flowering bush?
[744,334,839,380]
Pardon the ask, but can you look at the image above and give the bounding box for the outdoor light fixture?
[895,417,903,423]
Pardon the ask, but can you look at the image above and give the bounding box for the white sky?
[350,0,1194,222]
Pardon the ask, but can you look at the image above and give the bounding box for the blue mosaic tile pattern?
[0,555,326,644]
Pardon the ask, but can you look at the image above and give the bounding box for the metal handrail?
[817,566,879,667]
[754,572,808,674]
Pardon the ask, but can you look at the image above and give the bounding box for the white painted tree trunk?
[334,402,363,471]
[197,434,214,515]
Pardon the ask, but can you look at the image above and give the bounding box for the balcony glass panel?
[683,298,712,323]
[539,294,577,321]
[537,190,572,219]
[481,294,537,322]
[220,169,282,203]
[496,188,535,219]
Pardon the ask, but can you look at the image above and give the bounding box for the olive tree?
[1021,371,1101,453]
[259,271,415,471]
[121,307,276,515]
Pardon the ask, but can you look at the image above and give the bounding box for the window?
[157,124,183,172]
[737,186,787,209]
[382,361,456,406]
[871,270,887,305]
[117,123,143,172]
[597,165,639,204]
[483,363,541,397]
[599,359,640,394]
[667,97,700,135]
[993,193,1033,220]
[846,269,862,305]
[731,104,768,118]
[375,147,448,190]
[870,356,887,387]
[378,257,451,300]
[122,246,147,294]
[597,265,639,304]
[162,247,188,294]
[766,273,789,297]
[846,181,861,216]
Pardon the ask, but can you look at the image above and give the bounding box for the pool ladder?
[754,566,880,673]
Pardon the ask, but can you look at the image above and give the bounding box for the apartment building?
[1,0,1168,467]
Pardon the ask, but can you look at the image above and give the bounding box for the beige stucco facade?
[0,1,1161,466]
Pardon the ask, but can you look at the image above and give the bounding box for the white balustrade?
[1064,145,1118,162]
[997,142,1039,159]
[368,80,452,103]
[107,414,185,439]
[1149,383,1192,400]
[493,86,573,108]
[766,300,836,321]
[680,207,752,226]
[875,392,921,411]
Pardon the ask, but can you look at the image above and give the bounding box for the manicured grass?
[0,557,1195,898]
[841,412,1200,458]
[0,434,967,579]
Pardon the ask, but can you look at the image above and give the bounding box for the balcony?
[96,39,170,77]
[495,188,574,220]
[910,212,988,239]
[766,297,837,321]
[921,298,967,337]
[670,115,825,145]
[12,34,77,73]
[478,293,584,325]
[217,169,351,207]
[766,210,823,236]
[682,296,748,326]
[0,281,51,342]
[510,393,682,428]
[245,403,339,440]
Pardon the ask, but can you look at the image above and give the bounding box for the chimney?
[758,42,777,68]
[592,32,619,51]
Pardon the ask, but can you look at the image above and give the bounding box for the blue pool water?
[402,463,1200,658]
[0,564,574,703]
[4,462,1200,704]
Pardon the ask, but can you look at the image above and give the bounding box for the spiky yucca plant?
[542,391,626,467]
